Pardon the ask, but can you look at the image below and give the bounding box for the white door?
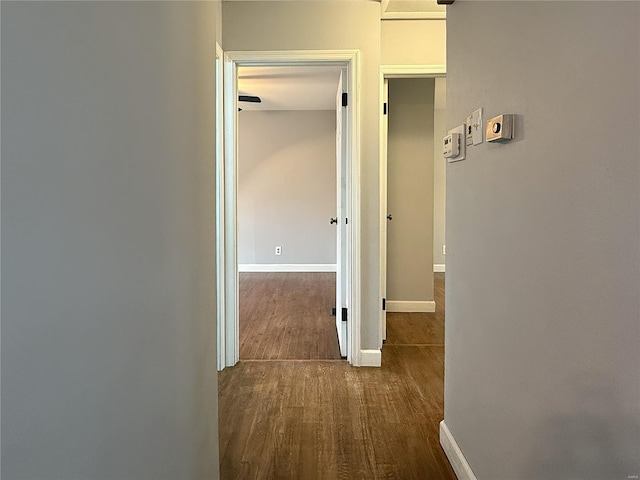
[380,78,389,344]
[335,69,348,358]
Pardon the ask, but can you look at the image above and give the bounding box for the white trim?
[379,78,388,347]
[238,264,337,273]
[381,11,446,20]
[215,42,226,371]
[381,64,447,78]
[386,300,436,313]
[434,264,446,273]
[223,50,362,367]
[226,50,361,64]
[223,52,239,369]
[440,421,478,480]
[359,349,382,367]
[379,64,446,350]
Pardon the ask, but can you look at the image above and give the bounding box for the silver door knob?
[330,217,338,225]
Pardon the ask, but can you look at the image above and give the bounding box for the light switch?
[466,108,483,146]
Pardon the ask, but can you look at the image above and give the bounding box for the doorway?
[219,50,362,369]
[378,66,446,345]
[235,65,344,360]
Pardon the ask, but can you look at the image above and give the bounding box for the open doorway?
[379,68,446,345]
[218,51,361,369]
[235,65,344,360]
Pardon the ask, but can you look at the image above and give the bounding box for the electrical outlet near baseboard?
[275,246,282,255]
[442,245,446,255]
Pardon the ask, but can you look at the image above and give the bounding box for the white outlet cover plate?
[465,115,473,146]
[471,108,483,145]
[447,124,466,163]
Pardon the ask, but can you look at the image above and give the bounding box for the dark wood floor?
[239,272,341,360]
[219,272,454,479]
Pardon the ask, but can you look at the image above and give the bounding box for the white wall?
[238,110,337,266]
[1,2,221,478]
[380,19,446,66]
[444,2,640,479]
[387,78,435,302]
[223,1,381,348]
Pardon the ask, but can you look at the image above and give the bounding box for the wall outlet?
[442,245,446,255]
[275,246,282,256]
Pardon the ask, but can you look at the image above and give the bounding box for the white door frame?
[219,50,363,368]
[335,68,349,358]
[215,42,226,371]
[378,64,446,348]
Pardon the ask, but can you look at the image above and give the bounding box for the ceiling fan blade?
[238,95,261,103]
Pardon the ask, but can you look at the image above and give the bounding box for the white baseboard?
[440,421,477,480]
[238,264,337,273]
[359,349,382,367]
[434,264,446,273]
[386,300,436,313]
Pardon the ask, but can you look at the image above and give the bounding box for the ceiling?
[238,65,343,111]
[382,0,446,18]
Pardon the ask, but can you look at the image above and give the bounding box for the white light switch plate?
[467,108,484,146]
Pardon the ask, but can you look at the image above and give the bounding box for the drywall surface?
[223,1,381,348]
[387,78,435,302]
[445,2,640,479]
[381,19,446,66]
[238,110,337,265]
[433,78,446,266]
[1,2,220,478]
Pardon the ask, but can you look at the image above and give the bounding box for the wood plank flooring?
[385,272,446,346]
[239,272,341,360]
[219,272,454,479]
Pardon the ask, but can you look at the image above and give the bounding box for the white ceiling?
[237,65,342,111]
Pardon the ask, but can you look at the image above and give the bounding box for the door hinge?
[382,298,386,311]
[383,102,387,115]
[345,217,348,225]
[342,307,348,322]
[342,92,348,107]
[331,307,336,316]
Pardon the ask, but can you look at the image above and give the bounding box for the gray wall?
[1,2,221,478]
[387,78,435,302]
[433,78,447,266]
[238,110,337,265]
[445,2,640,479]
[223,1,381,348]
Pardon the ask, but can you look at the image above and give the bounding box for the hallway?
[218,273,453,479]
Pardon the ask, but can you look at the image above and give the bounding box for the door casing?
[219,50,363,368]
